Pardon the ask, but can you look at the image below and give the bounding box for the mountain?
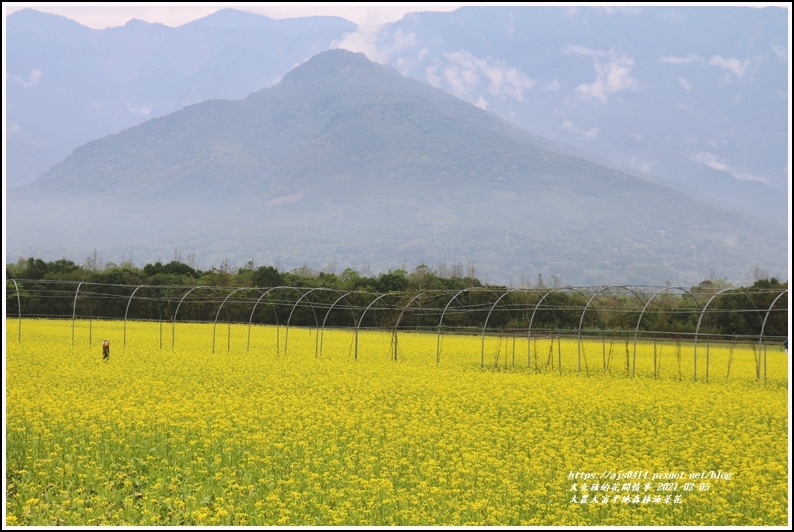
[7,50,787,286]
[6,6,788,232]
[374,6,789,226]
[5,8,356,189]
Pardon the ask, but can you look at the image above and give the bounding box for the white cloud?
[731,169,768,184]
[267,191,304,207]
[708,55,749,79]
[692,152,770,184]
[565,45,609,58]
[566,46,637,103]
[626,155,656,175]
[498,66,536,101]
[127,105,153,116]
[425,65,443,88]
[659,54,701,65]
[678,77,692,91]
[693,151,729,172]
[446,50,536,101]
[334,16,418,63]
[395,57,410,72]
[10,68,43,88]
[563,120,599,140]
[660,54,751,83]
[442,63,477,96]
[770,43,787,61]
[425,50,536,105]
[542,80,560,91]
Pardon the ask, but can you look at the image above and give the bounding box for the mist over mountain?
[6,6,788,232]
[6,8,355,188]
[7,50,786,286]
[371,6,789,226]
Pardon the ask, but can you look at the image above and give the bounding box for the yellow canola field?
[5,319,789,526]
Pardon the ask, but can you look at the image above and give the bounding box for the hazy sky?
[4,2,787,29]
[4,2,787,62]
[2,3,465,29]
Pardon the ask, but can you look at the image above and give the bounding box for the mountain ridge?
[7,49,786,286]
[6,8,357,188]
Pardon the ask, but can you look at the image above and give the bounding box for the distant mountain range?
[6,8,355,189]
[6,6,788,231]
[377,6,789,225]
[7,50,787,286]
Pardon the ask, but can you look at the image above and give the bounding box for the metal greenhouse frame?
[5,279,788,382]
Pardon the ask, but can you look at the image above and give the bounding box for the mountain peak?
[8,48,786,285]
[190,8,275,27]
[282,49,396,84]
[248,48,407,107]
[186,9,356,35]
[8,8,93,32]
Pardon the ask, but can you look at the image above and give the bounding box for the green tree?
[21,258,48,279]
[376,269,408,292]
[252,266,284,288]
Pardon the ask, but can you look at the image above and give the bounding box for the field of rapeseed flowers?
[5,318,789,525]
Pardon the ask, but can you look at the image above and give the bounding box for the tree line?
[5,257,788,341]
[6,257,484,292]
